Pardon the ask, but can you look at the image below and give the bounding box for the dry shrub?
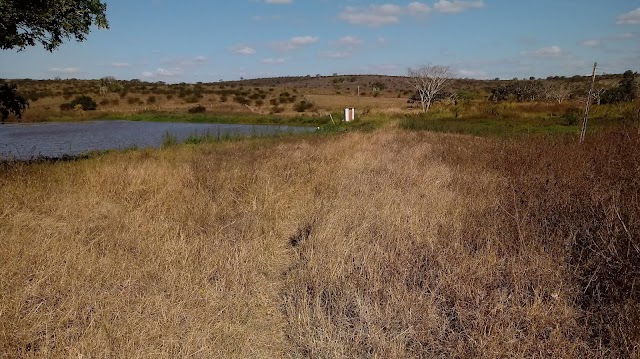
[484,129,640,357]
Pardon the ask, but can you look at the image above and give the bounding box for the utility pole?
[357,85,360,106]
[580,62,598,143]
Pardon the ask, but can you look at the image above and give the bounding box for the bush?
[234,95,250,105]
[59,103,74,111]
[70,95,97,111]
[184,95,200,104]
[147,96,156,104]
[294,100,315,113]
[188,105,206,113]
[562,109,580,126]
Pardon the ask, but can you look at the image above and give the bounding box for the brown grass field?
[1,122,639,357]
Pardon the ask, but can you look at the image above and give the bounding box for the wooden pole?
[580,62,598,143]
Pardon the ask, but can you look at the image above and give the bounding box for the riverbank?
[1,126,638,357]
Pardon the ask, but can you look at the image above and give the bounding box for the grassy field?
[1,76,639,357]
[1,121,639,357]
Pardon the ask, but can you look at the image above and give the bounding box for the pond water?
[0,120,316,160]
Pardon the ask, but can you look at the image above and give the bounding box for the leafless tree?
[546,85,572,104]
[406,65,451,113]
[591,87,607,105]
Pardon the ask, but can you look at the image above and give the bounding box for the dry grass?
[304,94,407,112]
[1,128,638,357]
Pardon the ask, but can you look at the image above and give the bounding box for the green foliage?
[270,106,284,114]
[0,0,108,51]
[562,109,580,126]
[188,105,206,114]
[601,70,637,104]
[399,117,581,137]
[99,76,121,93]
[234,95,250,105]
[161,131,178,148]
[371,81,386,91]
[70,95,97,110]
[489,81,545,102]
[0,81,29,123]
[59,103,74,111]
[294,100,315,113]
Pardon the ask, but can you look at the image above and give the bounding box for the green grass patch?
[398,116,615,137]
[95,111,330,127]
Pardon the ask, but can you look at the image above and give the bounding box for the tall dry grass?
[1,128,638,357]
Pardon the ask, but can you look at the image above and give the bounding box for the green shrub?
[70,95,97,110]
[234,95,250,105]
[562,109,580,126]
[188,105,206,113]
[294,100,315,113]
[161,131,178,148]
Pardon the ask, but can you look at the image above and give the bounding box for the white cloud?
[580,32,636,48]
[261,58,286,65]
[231,45,256,55]
[272,36,319,51]
[337,35,362,47]
[617,8,640,25]
[322,51,352,59]
[48,67,81,74]
[520,46,566,58]
[163,56,208,67]
[433,0,485,13]
[457,69,487,78]
[339,5,402,26]
[408,2,431,14]
[582,39,601,47]
[110,62,131,68]
[142,68,184,78]
[339,1,479,26]
[613,32,635,39]
[264,0,292,3]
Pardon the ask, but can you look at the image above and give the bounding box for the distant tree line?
[487,70,637,105]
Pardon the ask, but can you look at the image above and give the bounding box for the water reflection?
[0,120,315,160]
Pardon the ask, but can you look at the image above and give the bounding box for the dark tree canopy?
[0,0,108,52]
[0,81,28,124]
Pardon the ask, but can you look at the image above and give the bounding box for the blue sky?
[1,0,639,82]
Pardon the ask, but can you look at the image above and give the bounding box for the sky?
[1,0,639,82]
